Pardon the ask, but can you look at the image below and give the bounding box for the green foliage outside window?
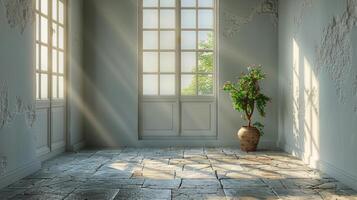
[182,32,214,96]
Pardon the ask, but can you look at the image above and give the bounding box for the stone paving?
[1,147,357,199]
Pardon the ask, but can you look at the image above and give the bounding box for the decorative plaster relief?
[223,0,278,37]
[1,0,34,34]
[315,0,357,103]
[0,82,36,129]
[0,156,7,176]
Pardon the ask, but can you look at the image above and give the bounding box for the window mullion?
[158,2,161,96]
[177,0,181,98]
[195,0,199,96]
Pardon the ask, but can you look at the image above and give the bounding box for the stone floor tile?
[2,147,357,200]
[212,163,244,172]
[113,188,171,200]
[172,188,226,200]
[64,188,119,200]
[224,188,279,200]
[10,193,65,200]
[176,169,216,179]
[8,179,46,189]
[318,189,357,200]
[221,179,268,189]
[274,189,323,200]
[132,169,175,180]
[0,188,25,199]
[142,179,181,189]
[180,179,221,189]
[92,170,132,179]
[80,178,144,189]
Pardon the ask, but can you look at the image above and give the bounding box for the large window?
[141,0,216,96]
[35,0,66,100]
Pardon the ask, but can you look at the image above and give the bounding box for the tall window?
[141,0,216,96]
[35,0,66,100]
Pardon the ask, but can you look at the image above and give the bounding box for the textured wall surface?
[0,0,84,189]
[0,0,40,188]
[278,0,357,190]
[83,0,279,147]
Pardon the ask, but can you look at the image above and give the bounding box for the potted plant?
[223,66,271,152]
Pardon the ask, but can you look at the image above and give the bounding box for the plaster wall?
[278,0,357,190]
[0,0,84,188]
[83,0,279,147]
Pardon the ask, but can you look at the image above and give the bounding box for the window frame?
[139,0,217,99]
[35,0,67,102]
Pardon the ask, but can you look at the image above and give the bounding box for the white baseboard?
[279,142,357,191]
[0,160,41,189]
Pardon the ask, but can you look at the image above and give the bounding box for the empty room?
[1,0,357,199]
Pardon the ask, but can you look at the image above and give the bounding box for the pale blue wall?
[278,0,357,190]
[0,0,84,188]
[83,0,279,147]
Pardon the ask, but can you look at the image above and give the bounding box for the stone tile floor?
[1,147,357,199]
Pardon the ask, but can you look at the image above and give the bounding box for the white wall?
[0,0,84,189]
[278,0,357,191]
[82,0,279,147]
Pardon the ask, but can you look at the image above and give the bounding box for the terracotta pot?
[237,126,260,152]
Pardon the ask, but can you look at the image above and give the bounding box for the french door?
[34,0,67,157]
[139,0,217,139]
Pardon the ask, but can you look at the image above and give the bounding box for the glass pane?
[40,74,48,99]
[59,26,64,49]
[36,73,40,99]
[181,52,196,72]
[181,31,196,49]
[198,52,213,72]
[160,52,175,72]
[160,9,175,29]
[143,52,158,72]
[181,10,196,28]
[58,51,64,74]
[198,0,213,7]
[36,44,39,70]
[143,75,158,95]
[52,75,58,98]
[59,76,64,98]
[52,0,57,21]
[36,14,39,41]
[41,0,48,15]
[143,0,158,7]
[40,45,48,71]
[160,31,175,49]
[198,31,213,50]
[181,0,196,7]
[52,50,58,72]
[40,16,48,43]
[198,10,213,29]
[59,0,64,24]
[143,31,158,49]
[143,9,158,28]
[52,23,57,48]
[160,0,175,7]
[198,74,213,95]
[160,75,175,95]
[181,74,196,95]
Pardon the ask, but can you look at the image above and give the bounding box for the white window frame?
[139,0,217,99]
[35,0,66,101]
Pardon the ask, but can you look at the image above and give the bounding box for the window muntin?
[35,0,65,100]
[141,0,215,97]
